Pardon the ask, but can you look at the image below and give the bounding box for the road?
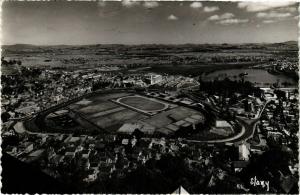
[185,100,270,144]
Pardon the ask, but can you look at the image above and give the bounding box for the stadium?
[26,89,206,136]
[113,95,169,115]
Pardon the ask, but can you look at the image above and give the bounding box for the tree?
[1,112,11,123]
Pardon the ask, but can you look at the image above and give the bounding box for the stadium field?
[37,91,205,135]
[116,95,168,113]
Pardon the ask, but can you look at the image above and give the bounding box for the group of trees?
[91,81,111,91]
[1,57,22,66]
[199,78,263,98]
[239,147,298,193]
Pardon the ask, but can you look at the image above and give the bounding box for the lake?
[201,69,297,87]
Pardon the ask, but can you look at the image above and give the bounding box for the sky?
[2,1,299,45]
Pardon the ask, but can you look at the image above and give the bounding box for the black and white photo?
[1,0,299,194]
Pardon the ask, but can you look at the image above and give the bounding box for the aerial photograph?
[1,0,299,194]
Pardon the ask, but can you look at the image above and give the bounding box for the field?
[142,106,202,128]
[3,42,298,76]
[42,91,205,135]
[67,92,146,131]
[115,95,169,114]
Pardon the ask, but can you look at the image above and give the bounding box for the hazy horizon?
[2,1,299,45]
[3,40,298,47]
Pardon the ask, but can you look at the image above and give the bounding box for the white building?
[149,74,163,85]
[215,120,231,128]
[238,144,250,161]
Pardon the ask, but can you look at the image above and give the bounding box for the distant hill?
[2,41,298,49]
[269,41,298,46]
[2,44,38,49]
[281,41,298,45]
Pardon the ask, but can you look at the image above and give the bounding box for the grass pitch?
[117,95,168,112]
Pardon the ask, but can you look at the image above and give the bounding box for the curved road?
[185,100,270,144]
